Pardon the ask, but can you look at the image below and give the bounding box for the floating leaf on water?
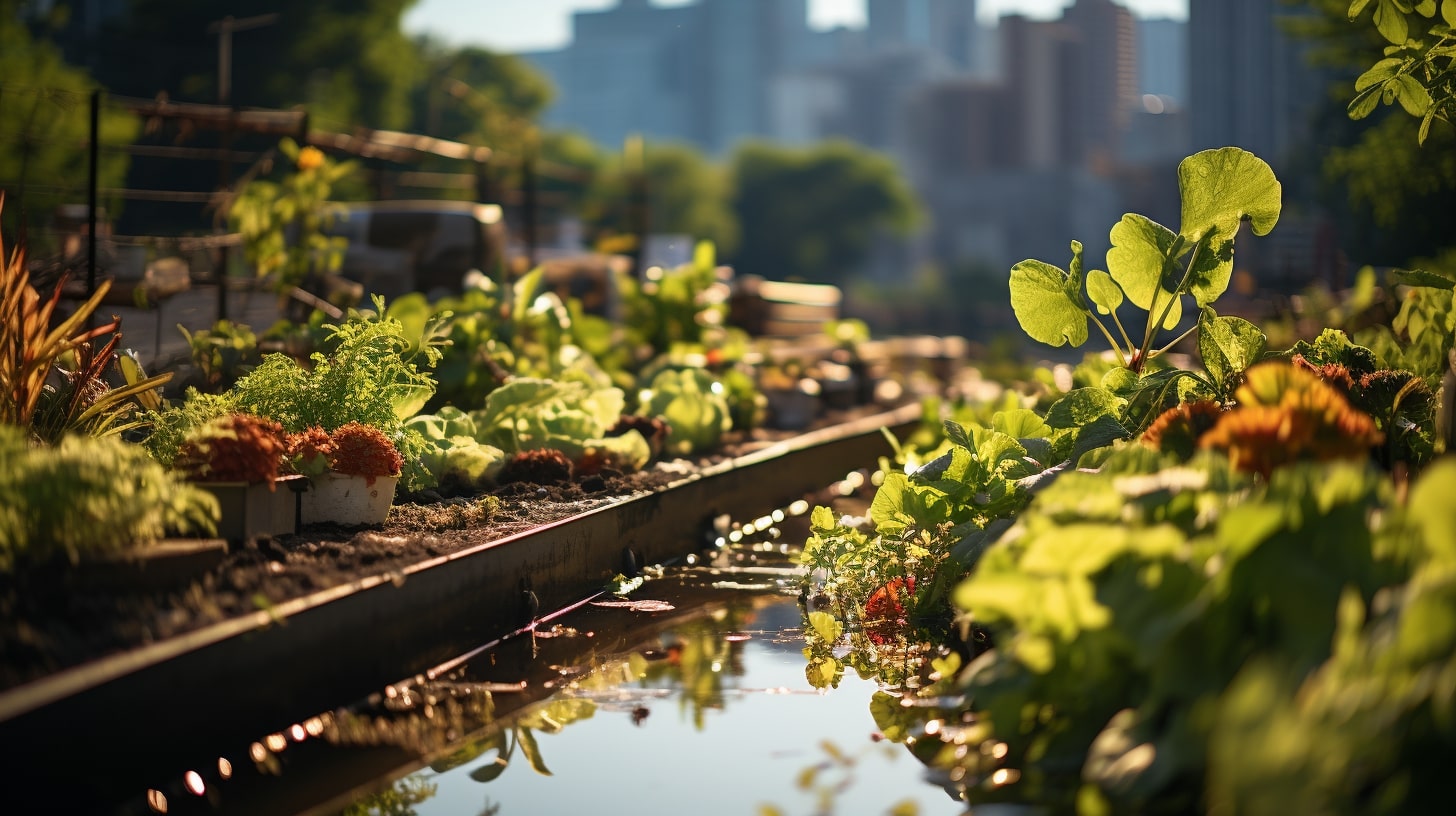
[590,599,675,613]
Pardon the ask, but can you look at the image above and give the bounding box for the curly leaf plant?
[1009,147,1281,432]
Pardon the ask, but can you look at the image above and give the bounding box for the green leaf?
[1417,0,1437,16]
[1010,259,1090,348]
[1107,214,1183,330]
[1391,268,1456,289]
[1393,74,1434,115]
[1445,0,1456,25]
[1354,58,1404,91]
[1373,0,1410,42]
[1349,0,1375,18]
[1086,269,1125,316]
[1348,83,1385,119]
[1177,147,1282,243]
[1047,387,1127,429]
[1071,414,1133,463]
[517,727,552,776]
[994,408,1053,439]
[1198,308,1268,392]
[808,610,845,643]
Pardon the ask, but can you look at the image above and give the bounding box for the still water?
[336,565,965,816]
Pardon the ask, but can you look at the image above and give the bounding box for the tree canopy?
[729,140,921,284]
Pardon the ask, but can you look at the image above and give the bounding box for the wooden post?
[86,89,100,322]
[522,148,538,269]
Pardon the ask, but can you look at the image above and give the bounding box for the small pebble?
[536,488,549,497]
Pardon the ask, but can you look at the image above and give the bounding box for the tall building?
[524,0,812,154]
[867,0,979,70]
[1189,0,1322,168]
[1138,17,1188,102]
[999,14,1078,169]
[1061,0,1139,170]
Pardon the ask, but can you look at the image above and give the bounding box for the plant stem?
[1139,235,1187,360]
[1141,235,1206,369]
[1152,322,1201,358]
[1090,314,1128,367]
[1109,306,1135,354]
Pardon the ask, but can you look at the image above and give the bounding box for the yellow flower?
[296,146,325,172]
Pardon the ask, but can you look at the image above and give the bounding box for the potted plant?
[292,422,403,526]
[173,413,303,544]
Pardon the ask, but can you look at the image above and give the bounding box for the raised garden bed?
[0,401,920,814]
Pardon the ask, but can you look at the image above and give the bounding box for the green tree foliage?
[410,40,553,150]
[0,9,138,244]
[729,140,920,284]
[585,141,738,255]
[94,0,420,131]
[1291,0,1456,265]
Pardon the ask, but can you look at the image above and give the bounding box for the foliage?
[469,377,650,472]
[0,425,218,571]
[285,425,335,480]
[1,199,170,442]
[179,319,260,393]
[0,13,138,244]
[328,421,403,484]
[216,296,441,490]
[98,0,421,131]
[636,368,733,457]
[1009,148,1280,379]
[404,408,506,491]
[173,412,287,486]
[1346,0,1456,143]
[730,139,920,284]
[228,138,355,297]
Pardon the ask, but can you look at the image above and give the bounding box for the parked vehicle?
[325,201,506,299]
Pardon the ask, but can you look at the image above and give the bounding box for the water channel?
[127,496,971,816]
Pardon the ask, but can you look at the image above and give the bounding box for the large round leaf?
[1107,214,1183,330]
[1010,259,1088,348]
[1177,147,1281,243]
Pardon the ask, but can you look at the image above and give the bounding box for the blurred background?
[2,0,1448,346]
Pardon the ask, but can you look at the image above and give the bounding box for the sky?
[405,0,1188,53]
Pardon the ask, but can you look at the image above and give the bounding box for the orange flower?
[1142,400,1224,460]
[1199,362,1381,476]
[295,146,325,172]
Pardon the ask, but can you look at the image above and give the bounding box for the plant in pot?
[291,422,403,526]
[172,412,303,544]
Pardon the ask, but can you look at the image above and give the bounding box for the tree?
[1289,0,1456,266]
[0,7,138,248]
[584,141,738,256]
[93,0,420,131]
[728,140,920,284]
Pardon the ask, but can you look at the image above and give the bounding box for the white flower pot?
[300,472,398,526]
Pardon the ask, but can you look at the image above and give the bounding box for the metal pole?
[87,89,100,310]
[523,148,538,269]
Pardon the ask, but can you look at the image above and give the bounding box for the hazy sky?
[406,0,1189,52]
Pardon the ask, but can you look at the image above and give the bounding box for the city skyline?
[406,0,1188,52]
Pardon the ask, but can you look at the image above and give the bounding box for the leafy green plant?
[226,296,442,490]
[228,139,354,296]
[635,368,732,456]
[1009,147,1279,389]
[179,319,260,392]
[470,377,650,472]
[1347,0,1456,143]
[0,425,218,571]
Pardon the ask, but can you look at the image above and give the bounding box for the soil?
[0,409,888,694]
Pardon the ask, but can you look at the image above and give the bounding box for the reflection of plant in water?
[629,607,753,730]
[433,699,596,783]
[760,740,924,816]
[341,773,436,816]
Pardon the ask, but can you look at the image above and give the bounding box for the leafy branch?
[1347,0,1456,142]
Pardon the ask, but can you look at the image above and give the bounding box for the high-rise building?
[524,0,812,154]
[867,0,979,70]
[999,14,1078,169]
[1138,17,1188,102]
[1189,0,1322,168]
[1061,0,1139,170]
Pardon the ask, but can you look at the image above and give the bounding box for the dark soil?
[0,412,886,693]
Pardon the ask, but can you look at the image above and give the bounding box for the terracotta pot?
[301,471,398,526]
[196,475,305,544]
